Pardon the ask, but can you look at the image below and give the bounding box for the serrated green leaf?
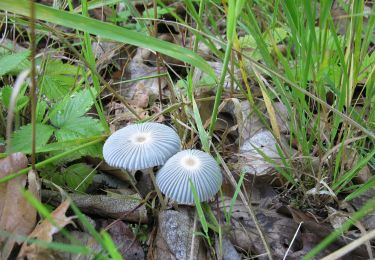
[41,163,96,192]
[39,60,82,100]
[54,116,104,157]
[9,123,55,154]
[0,50,30,76]
[39,75,73,100]
[49,88,97,127]
[64,163,96,192]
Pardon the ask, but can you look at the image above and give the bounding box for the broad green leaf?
[0,50,30,76]
[0,0,215,78]
[50,88,97,127]
[54,116,104,157]
[9,123,55,154]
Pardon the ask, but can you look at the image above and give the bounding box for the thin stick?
[283,222,303,260]
[30,0,37,169]
[148,168,166,209]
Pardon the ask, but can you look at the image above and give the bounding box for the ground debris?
[0,153,40,259]
[17,200,74,259]
[152,207,207,260]
[42,190,148,223]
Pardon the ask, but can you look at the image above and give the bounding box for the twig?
[283,222,303,260]
[30,0,37,169]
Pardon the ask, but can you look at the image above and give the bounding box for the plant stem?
[148,168,166,209]
[30,0,37,170]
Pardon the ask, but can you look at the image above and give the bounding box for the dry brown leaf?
[0,154,40,259]
[17,200,74,259]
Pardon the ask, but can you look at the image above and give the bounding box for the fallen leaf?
[239,129,294,176]
[152,207,206,259]
[350,187,375,230]
[98,219,144,259]
[18,200,74,259]
[218,197,301,259]
[0,154,40,259]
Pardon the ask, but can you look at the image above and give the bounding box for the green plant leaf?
[54,116,104,157]
[9,123,55,154]
[39,60,82,100]
[0,50,30,76]
[0,0,215,78]
[0,85,29,112]
[49,88,97,127]
[64,163,96,192]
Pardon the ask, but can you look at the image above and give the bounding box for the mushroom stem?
[148,168,166,209]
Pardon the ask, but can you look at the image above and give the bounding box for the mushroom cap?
[156,149,222,204]
[103,122,181,171]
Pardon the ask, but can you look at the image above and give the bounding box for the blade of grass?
[0,0,215,78]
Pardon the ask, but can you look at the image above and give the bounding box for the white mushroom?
[103,122,181,207]
[103,122,181,171]
[156,149,222,204]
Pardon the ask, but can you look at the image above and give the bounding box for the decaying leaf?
[221,99,265,144]
[152,207,206,260]
[92,40,122,71]
[350,187,375,230]
[17,200,74,259]
[217,197,301,259]
[42,190,148,223]
[0,154,40,259]
[105,102,148,130]
[115,54,168,104]
[239,129,293,176]
[99,219,145,259]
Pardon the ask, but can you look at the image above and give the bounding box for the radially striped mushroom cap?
[103,122,181,171]
[156,149,222,204]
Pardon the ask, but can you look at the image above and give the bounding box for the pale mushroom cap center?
[131,132,152,145]
[181,155,201,170]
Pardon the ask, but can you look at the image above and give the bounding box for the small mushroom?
[103,122,181,206]
[103,122,181,170]
[156,149,222,204]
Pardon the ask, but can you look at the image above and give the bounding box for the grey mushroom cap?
[156,149,222,204]
[103,122,181,171]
